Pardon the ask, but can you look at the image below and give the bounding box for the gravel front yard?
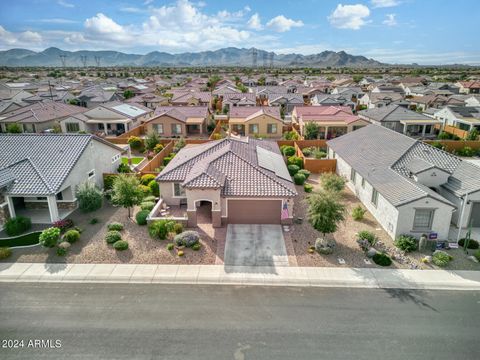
[6,202,223,265]
[289,174,480,270]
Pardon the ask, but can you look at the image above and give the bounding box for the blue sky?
[0,0,479,64]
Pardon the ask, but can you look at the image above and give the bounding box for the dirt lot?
[6,202,224,265]
[288,174,480,270]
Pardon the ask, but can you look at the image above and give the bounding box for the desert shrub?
[320,173,346,193]
[6,123,22,133]
[166,243,174,250]
[315,237,335,255]
[140,201,155,211]
[294,173,306,185]
[76,181,103,212]
[437,131,450,140]
[352,205,366,221]
[53,219,74,233]
[127,136,143,150]
[458,238,479,249]
[304,184,313,193]
[140,174,156,186]
[474,250,480,262]
[301,147,312,157]
[107,222,124,231]
[211,133,223,140]
[173,138,186,153]
[56,247,68,256]
[358,230,377,245]
[105,230,122,244]
[313,149,327,159]
[177,250,184,257]
[287,156,303,169]
[89,218,98,225]
[153,143,165,154]
[163,156,174,166]
[394,234,417,252]
[298,169,311,179]
[282,146,295,157]
[430,141,444,150]
[148,219,175,240]
[372,253,392,266]
[5,216,32,236]
[173,223,183,234]
[39,227,61,248]
[145,132,160,151]
[0,247,12,259]
[143,195,156,202]
[287,164,300,176]
[63,229,80,243]
[113,240,129,251]
[432,251,452,267]
[174,231,200,247]
[138,185,152,197]
[117,163,131,173]
[135,210,149,225]
[456,146,475,157]
[148,180,160,197]
[103,174,117,191]
[192,243,201,251]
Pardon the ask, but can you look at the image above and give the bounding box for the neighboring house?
[292,106,368,139]
[433,106,480,132]
[155,137,297,227]
[0,102,87,133]
[76,86,121,108]
[456,81,480,94]
[170,91,211,106]
[0,87,32,114]
[267,94,304,114]
[0,133,123,227]
[330,87,364,100]
[228,106,284,138]
[59,101,152,135]
[311,94,356,110]
[358,92,404,109]
[328,125,480,240]
[408,94,454,111]
[126,93,169,109]
[213,84,241,96]
[358,104,440,138]
[23,90,75,104]
[144,106,209,137]
[221,93,256,110]
[371,85,405,94]
[465,95,480,107]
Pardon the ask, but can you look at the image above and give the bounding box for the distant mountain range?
[0,47,385,68]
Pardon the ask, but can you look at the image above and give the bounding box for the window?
[98,123,105,130]
[350,168,356,183]
[361,177,365,189]
[249,123,259,134]
[413,209,434,231]
[171,124,182,134]
[66,122,80,132]
[112,154,121,163]
[88,170,95,180]
[56,192,63,201]
[173,183,186,197]
[153,124,164,134]
[371,189,378,207]
[267,123,277,134]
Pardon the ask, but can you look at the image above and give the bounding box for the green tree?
[123,89,135,99]
[466,127,479,141]
[6,123,22,133]
[207,75,221,92]
[111,174,144,218]
[304,122,320,140]
[307,190,346,240]
[145,132,160,151]
[320,173,346,193]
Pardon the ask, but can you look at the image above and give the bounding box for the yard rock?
[58,241,71,249]
[367,247,377,258]
[467,255,479,263]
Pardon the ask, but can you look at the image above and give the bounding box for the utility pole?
[252,48,257,68]
[80,55,87,67]
[94,56,101,67]
[48,80,54,101]
[59,55,67,67]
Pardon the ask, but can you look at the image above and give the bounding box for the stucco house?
[292,106,368,139]
[327,125,480,240]
[456,81,480,94]
[0,134,123,227]
[155,137,297,227]
[170,91,211,106]
[358,92,404,109]
[59,101,152,136]
[144,106,209,137]
[358,104,440,138]
[433,106,480,132]
[228,106,284,138]
[221,93,257,110]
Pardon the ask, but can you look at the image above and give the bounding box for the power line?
[59,55,67,67]
[80,55,87,67]
[94,56,101,67]
[252,48,257,68]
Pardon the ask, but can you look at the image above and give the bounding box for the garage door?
[227,200,281,224]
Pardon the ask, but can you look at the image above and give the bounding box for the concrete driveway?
[224,224,289,266]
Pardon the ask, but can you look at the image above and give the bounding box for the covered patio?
[401,119,440,138]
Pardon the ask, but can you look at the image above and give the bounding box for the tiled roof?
[295,105,359,124]
[229,106,282,121]
[156,138,297,198]
[0,102,87,124]
[359,104,433,122]
[171,91,211,103]
[151,106,208,123]
[0,134,121,195]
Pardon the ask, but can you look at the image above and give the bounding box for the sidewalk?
[1,262,480,290]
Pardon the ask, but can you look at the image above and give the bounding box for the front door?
[470,202,480,227]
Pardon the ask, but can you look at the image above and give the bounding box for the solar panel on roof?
[256,146,291,181]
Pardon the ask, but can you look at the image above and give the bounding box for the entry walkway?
[0,263,479,290]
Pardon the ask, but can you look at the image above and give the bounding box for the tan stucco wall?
[159,182,182,206]
[185,189,221,211]
[229,114,283,138]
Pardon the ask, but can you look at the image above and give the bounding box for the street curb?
[0,263,479,290]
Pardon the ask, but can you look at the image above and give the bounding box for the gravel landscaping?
[5,202,222,265]
[288,174,480,270]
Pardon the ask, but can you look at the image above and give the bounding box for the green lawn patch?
[121,157,144,165]
[0,231,41,247]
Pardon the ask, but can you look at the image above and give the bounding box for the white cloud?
[247,13,262,30]
[266,15,303,32]
[383,14,397,26]
[84,13,132,43]
[57,0,74,8]
[371,0,400,8]
[328,4,370,30]
[120,7,146,14]
[0,26,43,48]
[37,18,79,24]
[144,0,154,4]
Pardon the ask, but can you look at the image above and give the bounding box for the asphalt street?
[0,283,479,360]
